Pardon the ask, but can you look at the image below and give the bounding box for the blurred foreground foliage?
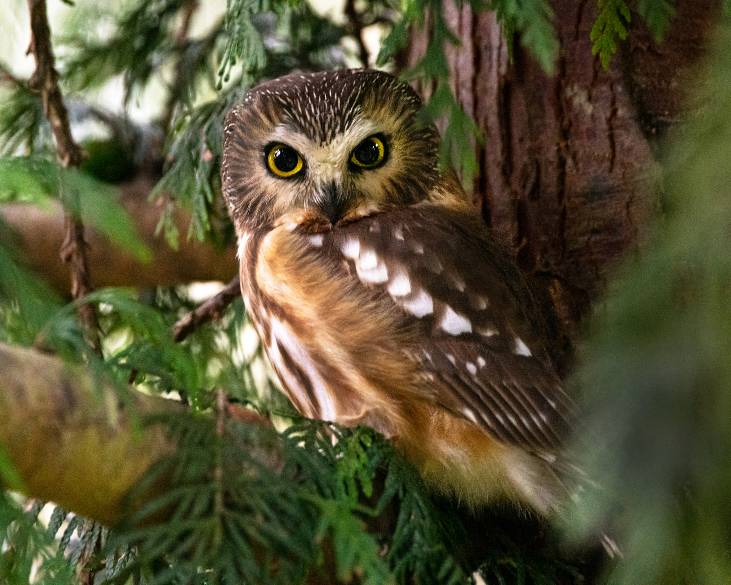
[0,0,727,584]
[570,19,731,585]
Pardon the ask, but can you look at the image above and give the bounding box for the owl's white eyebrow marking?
[307,234,324,247]
[477,356,487,368]
[439,305,472,335]
[514,337,532,357]
[402,288,434,317]
[387,270,411,297]
[466,361,477,375]
[340,237,360,259]
[462,407,478,424]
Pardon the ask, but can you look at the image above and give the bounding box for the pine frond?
[590,0,632,69]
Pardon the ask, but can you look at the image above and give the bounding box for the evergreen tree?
[0,0,728,583]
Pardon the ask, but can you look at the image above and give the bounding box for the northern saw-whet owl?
[221,69,602,542]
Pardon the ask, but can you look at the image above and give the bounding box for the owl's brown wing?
[328,202,575,453]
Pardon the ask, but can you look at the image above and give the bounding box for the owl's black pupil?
[355,140,380,165]
[273,147,298,172]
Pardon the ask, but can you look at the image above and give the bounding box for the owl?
[221,69,594,536]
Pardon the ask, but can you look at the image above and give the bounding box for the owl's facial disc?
[262,120,395,224]
[222,69,441,232]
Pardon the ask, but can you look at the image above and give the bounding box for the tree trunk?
[410,0,719,369]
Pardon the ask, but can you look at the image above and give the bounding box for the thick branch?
[27,0,99,350]
[0,342,180,525]
[0,177,238,291]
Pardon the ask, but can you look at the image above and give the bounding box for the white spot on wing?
[470,295,488,310]
[449,274,466,292]
[393,225,404,241]
[514,337,532,357]
[402,288,433,317]
[387,270,411,297]
[466,361,477,375]
[357,263,389,284]
[462,408,478,424]
[477,325,498,338]
[308,234,324,247]
[340,237,360,259]
[359,248,379,270]
[356,249,389,284]
[439,306,472,335]
[477,356,486,368]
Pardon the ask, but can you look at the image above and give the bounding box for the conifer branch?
[26,0,100,352]
[0,342,180,525]
[172,275,241,342]
[159,0,200,133]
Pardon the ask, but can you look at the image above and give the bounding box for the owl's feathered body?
[222,69,580,519]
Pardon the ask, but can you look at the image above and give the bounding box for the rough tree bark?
[411,0,720,368]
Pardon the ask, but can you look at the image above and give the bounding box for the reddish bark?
[410,0,719,368]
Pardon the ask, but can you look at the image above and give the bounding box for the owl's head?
[222,69,442,232]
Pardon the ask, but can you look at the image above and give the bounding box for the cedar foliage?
[0,1,729,584]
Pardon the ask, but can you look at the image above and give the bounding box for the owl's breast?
[237,222,415,436]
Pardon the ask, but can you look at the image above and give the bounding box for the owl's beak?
[317,181,353,225]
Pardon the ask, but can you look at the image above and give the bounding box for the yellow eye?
[350,134,387,169]
[266,143,304,178]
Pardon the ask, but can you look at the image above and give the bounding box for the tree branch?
[344,0,370,67]
[0,177,238,291]
[0,342,181,525]
[27,0,100,351]
[159,0,200,133]
[172,275,241,341]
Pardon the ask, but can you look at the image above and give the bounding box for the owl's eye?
[266,143,304,178]
[350,134,387,169]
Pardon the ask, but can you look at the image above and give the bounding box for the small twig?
[172,275,241,342]
[159,0,200,133]
[344,0,370,67]
[26,0,100,353]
